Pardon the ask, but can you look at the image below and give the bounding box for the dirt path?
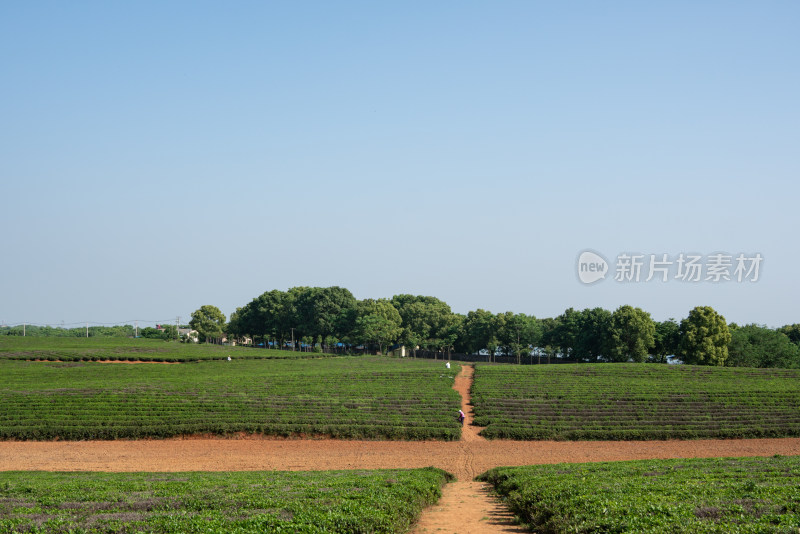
[412,481,528,534]
[2,363,800,532]
[454,364,484,443]
[3,436,799,479]
[412,364,526,533]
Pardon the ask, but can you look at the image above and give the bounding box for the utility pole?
[291,328,295,351]
[135,321,138,338]
[23,323,26,337]
[86,323,89,338]
[176,316,180,341]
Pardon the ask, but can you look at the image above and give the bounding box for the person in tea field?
[458,410,465,424]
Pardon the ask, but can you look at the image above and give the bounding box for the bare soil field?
[2,435,799,481]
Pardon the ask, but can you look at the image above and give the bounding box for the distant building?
[178,328,199,343]
[226,336,252,347]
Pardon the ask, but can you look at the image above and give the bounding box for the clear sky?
[2,1,798,329]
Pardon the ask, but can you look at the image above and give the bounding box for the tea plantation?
[478,455,800,533]
[0,336,325,362]
[0,468,452,533]
[0,356,462,441]
[472,364,800,440]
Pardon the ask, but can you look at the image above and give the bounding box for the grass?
[0,336,332,362]
[0,356,462,441]
[0,468,453,533]
[471,363,800,440]
[478,455,800,533]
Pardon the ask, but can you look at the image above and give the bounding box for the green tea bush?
[472,364,800,440]
[0,356,462,441]
[0,468,453,533]
[479,456,800,533]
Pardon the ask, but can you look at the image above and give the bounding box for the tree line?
[1,324,185,341]
[1,325,137,338]
[185,286,800,369]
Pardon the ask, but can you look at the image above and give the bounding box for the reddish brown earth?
[3,434,798,480]
[95,360,180,364]
[2,364,799,532]
[32,359,180,364]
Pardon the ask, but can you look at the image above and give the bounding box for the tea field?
[478,455,800,533]
[0,336,325,362]
[471,364,800,440]
[0,357,462,441]
[0,467,451,533]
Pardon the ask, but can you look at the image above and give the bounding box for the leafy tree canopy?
[652,319,680,363]
[608,305,656,363]
[777,324,800,347]
[678,306,731,366]
[189,305,226,344]
[727,324,800,369]
[354,299,403,354]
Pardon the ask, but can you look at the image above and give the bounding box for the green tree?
[462,309,498,360]
[607,305,655,363]
[228,289,302,348]
[226,307,246,343]
[255,289,297,347]
[537,317,559,364]
[487,337,499,363]
[549,308,582,359]
[354,299,402,354]
[496,312,541,364]
[652,318,680,363]
[295,286,357,342]
[727,324,800,368]
[323,335,340,352]
[574,308,613,362]
[436,312,465,357]
[159,324,178,341]
[487,312,507,361]
[139,327,166,340]
[189,305,226,344]
[777,324,800,347]
[678,306,731,366]
[391,295,455,355]
[426,312,464,358]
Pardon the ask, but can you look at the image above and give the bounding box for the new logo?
[577,250,609,284]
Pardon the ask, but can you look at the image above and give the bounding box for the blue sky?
[2,1,797,328]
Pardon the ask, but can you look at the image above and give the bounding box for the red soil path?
[2,435,798,481]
